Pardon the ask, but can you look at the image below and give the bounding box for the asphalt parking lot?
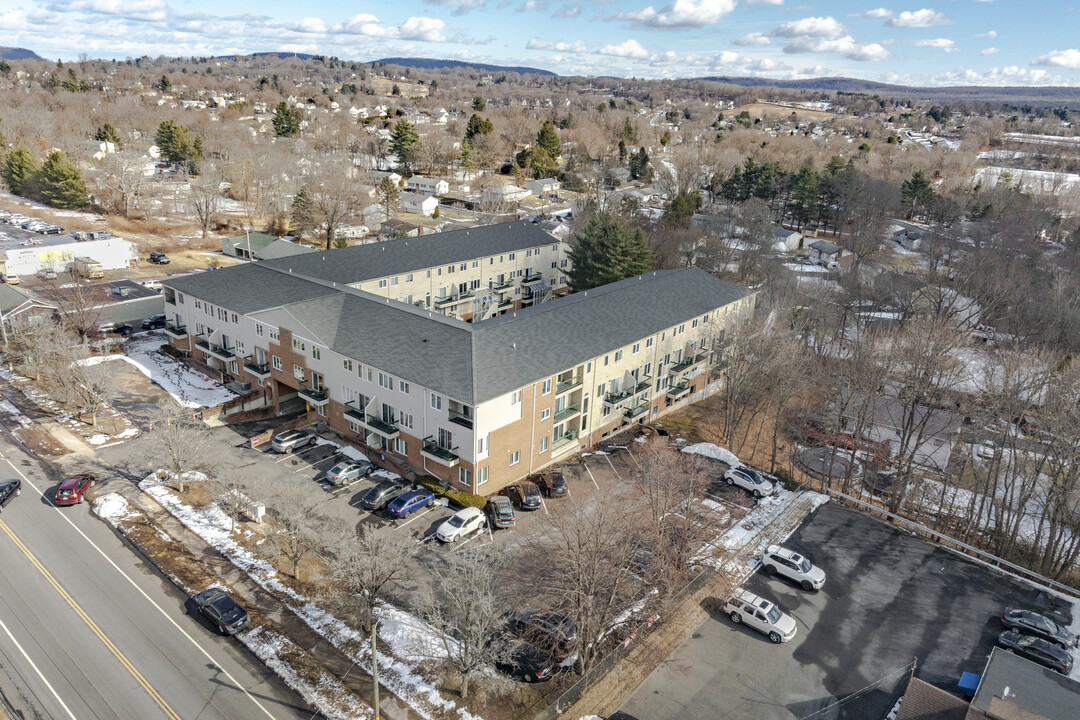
[616,501,1075,720]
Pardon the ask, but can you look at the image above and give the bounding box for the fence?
[824,487,1080,599]
[531,568,712,720]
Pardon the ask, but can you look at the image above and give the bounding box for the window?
[704,313,710,322]
[194,300,202,310]
[679,323,686,334]
[399,412,414,429]
[343,359,353,372]
[646,337,653,349]
[644,362,652,377]
[615,350,623,362]
[471,260,479,269]
[399,380,410,394]
[509,252,515,260]
[459,468,472,485]
[560,259,568,267]
[269,328,279,341]
[477,436,486,454]
[177,293,185,304]
[430,393,442,410]
[459,262,467,271]
[217,308,225,320]
[542,378,552,395]
[293,364,305,380]
[692,319,699,329]
[378,278,388,289]
[390,277,399,286]
[598,382,606,396]
[272,355,283,371]
[602,405,611,417]
[470,279,480,291]
[560,276,567,285]
[292,338,306,353]
[406,273,414,282]
[510,390,521,405]
[378,372,393,390]
[586,361,592,373]
[349,419,364,434]
[541,408,551,421]
[317,404,326,417]
[477,467,489,486]
[311,346,321,360]
[509,451,520,466]
[552,261,557,268]
[632,342,640,354]
[539,437,549,453]
[394,438,408,455]
[231,313,238,324]
[447,264,454,274]
[604,355,609,367]
[401,294,412,305]
[256,323,264,337]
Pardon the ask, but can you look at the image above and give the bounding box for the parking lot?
[616,501,1077,720]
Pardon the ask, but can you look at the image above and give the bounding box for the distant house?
[221,232,316,261]
[526,178,560,197]
[401,193,439,217]
[894,228,924,251]
[406,176,449,195]
[772,227,804,252]
[483,184,531,203]
[366,170,403,187]
[808,240,842,266]
[381,220,421,238]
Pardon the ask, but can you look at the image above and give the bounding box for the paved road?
[0,435,311,720]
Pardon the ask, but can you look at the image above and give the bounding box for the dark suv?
[359,480,405,511]
[0,479,21,512]
[91,321,133,337]
[485,495,517,529]
[149,251,171,265]
[141,313,167,330]
[504,481,542,511]
[538,471,568,498]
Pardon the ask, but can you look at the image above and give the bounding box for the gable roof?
[809,240,841,254]
[223,232,278,254]
[164,264,338,315]
[255,239,318,261]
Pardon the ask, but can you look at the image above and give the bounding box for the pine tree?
[290,186,316,238]
[95,122,121,146]
[389,119,421,174]
[901,170,935,220]
[536,120,560,159]
[158,74,171,93]
[460,140,478,176]
[39,151,88,208]
[376,176,399,221]
[272,101,303,137]
[472,96,486,111]
[464,114,493,141]
[156,120,202,174]
[629,147,651,181]
[2,146,41,197]
[663,189,702,226]
[567,214,653,292]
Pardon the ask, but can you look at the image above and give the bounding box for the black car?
[1002,607,1078,648]
[997,630,1073,674]
[91,320,133,337]
[194,588,251,635]
[149,251,171,265]
[505,481,542,511]
[141,313,167,330]
[359,480,405,511]
[0,479,21,512]
[485,495,517,529]
[494,638,555,683]
[514,608,579,655]
[538,471,568,498]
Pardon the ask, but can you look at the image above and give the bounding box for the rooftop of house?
[971,647,1080,720]
[255,239,318,261]
[222,232,279,253]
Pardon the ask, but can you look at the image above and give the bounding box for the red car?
[54,474,94,506]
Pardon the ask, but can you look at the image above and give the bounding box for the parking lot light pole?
[372,617,381,720]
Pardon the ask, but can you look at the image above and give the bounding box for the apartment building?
[161,223,754,496]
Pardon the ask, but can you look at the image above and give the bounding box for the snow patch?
[681,442,741,467]
[121,332,237,408]
[92,493,140,524]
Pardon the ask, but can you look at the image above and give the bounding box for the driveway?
[617,502,1075,720]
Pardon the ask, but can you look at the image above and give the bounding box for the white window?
[255,323,264,337]
[399,380,410,394]
[459,467,471,485]
[194,300,202,310]
[399,412,414,429]
[406,273,414,282]
[477,436,486,454]
[692,319,699,329]
[604,355,609,367]
[349,419,364,434]
[541,408,551,421]
[704,313,710,322]
[598,382,606,395]
[394,438,408,455]
[477,467,489,486]
[431,393,442,410]
[269,328,279,341]
[646,337,653,349]
[378,278,388,288]
[471,260,479,268]
[231,313,238,324]
[615,350,623,362]
[509,252,516,260]
[292,337,306,352]
[510,390,521,405]
[272,355,283,371]
[539,437,549,453]
[459,262,467,271]
[311,346,321,360]
[343,359,353,372]
[525,249,532,257]
[509,451,520,466]
[390,277,399,286]
[679,324,686,334]
[401,295,412,305]
[177,293,185,304]
[317,404,326,417]
[542,378,552,395]
[632,342,640,354]
[378,372,393,390]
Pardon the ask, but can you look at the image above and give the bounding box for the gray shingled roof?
[255,239,318,261]
[163,264,338,315]
[258,220,559,285]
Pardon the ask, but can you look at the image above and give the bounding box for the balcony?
[552,430,579,454]
[244,360,270,378]
[604,388,635,407]
[449,409,474,429]
[624,403,649,421]
[491,280,514,292]
[164,322,187,339]
[434,291,476,308]
[297,385,329,406]
[207,343,236,361]
[556,375,583,395]
[667,381,691,400]
[521,273,542,284]
[164,295,176,306]
[553,402,581,424]
[422,440,460,467]
[633,375,653,394]
[195,337,211,351]
[669,353,705,375]
[497,298,514,309]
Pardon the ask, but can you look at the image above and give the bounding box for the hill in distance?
[375,57,556,76]
[0,47,43,61]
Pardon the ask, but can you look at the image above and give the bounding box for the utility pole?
[372,618,380,720]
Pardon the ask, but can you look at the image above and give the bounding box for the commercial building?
[1,232,137,277]
[161,221,754,494]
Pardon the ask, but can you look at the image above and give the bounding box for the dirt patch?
[733,102,836,122]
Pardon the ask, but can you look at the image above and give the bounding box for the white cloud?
[553,4,580,17]
[772,16,846,38]
[336,14,447,42]
[1032,48,1080,68]
[527,38,588,53]
[47,0,168,21]
[972,30,997,38]
[981,47,998,56]
[913,38,954,49]
[783,35,889,61]
[617,0,736,29]
[849,8,893,18]
[293,17,327,34]
[423,0,488,14]
[747,0,784,4]
[598,39,652,58]
[733,32,772,46]
[886,9,952,28]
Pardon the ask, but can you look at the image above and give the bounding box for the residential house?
[526,178,560,197]
[772,226,804,252]
[381,220,420,239]
[406,176,449,195]
[808,240,843,266]
[401,193,439,217]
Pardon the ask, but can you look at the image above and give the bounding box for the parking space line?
[448,531,486,552]
[604,454,623,481]
[539,494,549,515]
[582,460,600,490]
[392,507,434,531]
[565,484,573,501]
[623,444,642,469]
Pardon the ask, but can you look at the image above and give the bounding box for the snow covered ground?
[681,442,741,467]
[122,332,237,408]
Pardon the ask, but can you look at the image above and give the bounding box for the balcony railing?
[209,343,235,360]
[634,375,652,394]
[344,407,366,423]
[449,409,474,429]
[604,388,635,406]
[552,431,579,453]
[667,381,691,399]
[244,359,270,376]
[556,375,583,395]
[365,415,397,435]
[491,280,514,292]
[497,299,514,309]
[670,353,705,374]
[298,385,328,404]
[553,403,581,424]
[521,273,542,283]
[624,403,649,420]
[164,322,187,338]
[422,440,460,466]
[195,337,211,351]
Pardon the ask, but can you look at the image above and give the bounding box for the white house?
[406,176,449,195]
[401,193,439,217]
[526,178,560,196]
[484,184,531,203]
[772,227,804,252]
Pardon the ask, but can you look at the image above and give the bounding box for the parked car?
[271,428,317,453]
[436,506,487,542]
[761,545,826,591]
[997,630,1073,674]
[387,488,435,519]
[37,268,57,280]
[194,588,251,635]
[1001,608,1078,648]
[723,588,797,644]
[141,313,167,330]
[3,272,19,285]
[324,460,372,486]
[91,320,132,337]
[485,495,517,529]
[149,251,171,265]
[359,480,406,511]
[494,638,555,683]
[54,474,94,506]
[504,481,542,511]
[0,479,21,512]
[538,471,568,498]
[513,608,579,654]
[724,466,778,498]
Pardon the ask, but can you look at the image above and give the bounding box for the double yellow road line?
[0,518,182,720]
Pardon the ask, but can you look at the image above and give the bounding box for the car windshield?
[765,606,782,624]
[448,515,465,527]
[797,559,813,573]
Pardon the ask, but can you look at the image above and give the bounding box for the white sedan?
[724,466,778,498]
[761,545,826,590]
[436,506,487,543]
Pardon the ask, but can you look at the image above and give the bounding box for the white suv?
[761,545,826,590]
[723,466,778,498]
[722,588,797,643]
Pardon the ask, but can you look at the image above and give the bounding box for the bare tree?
[56,345,118,426]
[215,473,252,534]
[51,281,107,343]
[153,402,212,493]
[189,164,223,238]
[306,162,363,249]
[92,150,147,218]
[270,481,323,578]
[5,312,67,381]
[330,525,416,631]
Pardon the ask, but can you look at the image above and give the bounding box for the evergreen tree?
[389,119,421,174]
[158,74,171,93]
[663,189,701,226]
[39,151,88,208]
[464,113,493,141]
[376,176,399,221]
[155,120,202,174]
[536,120,561,159]
[621,118,636,144]
[272,101,303,137]
[901,170,935,220]
[567,213,653,292]
[428,79,438,94]
[472,96,486,111]
[95,122,122,146]
[2,146,41,197]
[628,147,652,182]
[618,139,627,162]
[290,185,316,238]
[460,140,478,176]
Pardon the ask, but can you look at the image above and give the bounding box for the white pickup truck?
[722,588,798,643]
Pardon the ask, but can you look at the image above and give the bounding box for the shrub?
[159,343,183,359]
[415,476,446,496]
[445,488,487,509]
[773,468,800,492]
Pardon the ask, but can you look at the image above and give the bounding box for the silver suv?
[271,428,317,453]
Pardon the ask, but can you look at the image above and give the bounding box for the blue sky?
[2,0,1080,85]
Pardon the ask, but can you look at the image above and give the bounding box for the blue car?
[387,488,435,519]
